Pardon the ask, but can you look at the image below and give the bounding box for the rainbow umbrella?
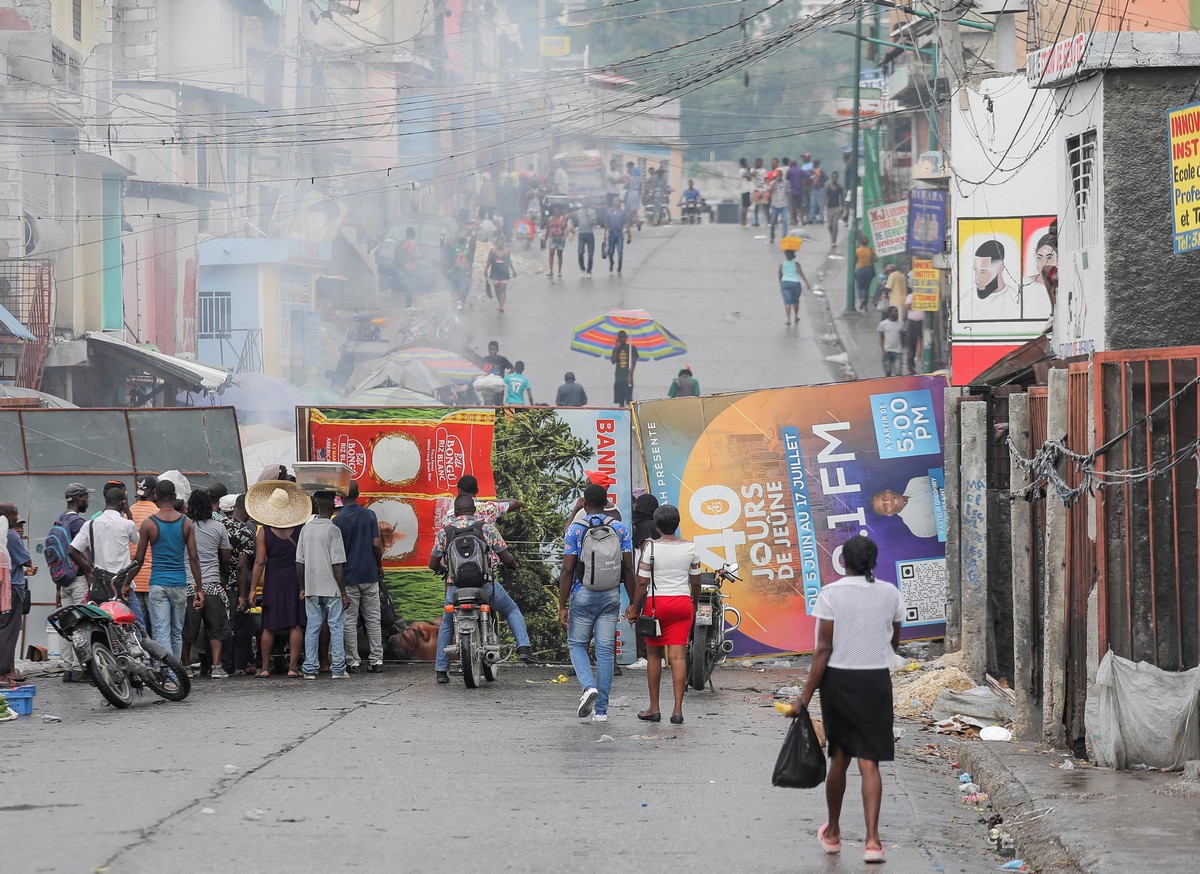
[570,309,687,360]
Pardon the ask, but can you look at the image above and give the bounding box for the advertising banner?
[1168,101,1200,254]
[634,378,948,657]
[907,188,948,257]
[836,86,884,119]
[868,200,909,257]
[953,216,1056,384]
[302,406,633,627]
[909,259,940,311]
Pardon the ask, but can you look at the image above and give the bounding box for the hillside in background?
[506,0,856,166]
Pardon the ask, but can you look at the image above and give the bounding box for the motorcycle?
[442,585,501,689]
[686,562,743,691]
[680,197,705,225]
[47,564,191,709]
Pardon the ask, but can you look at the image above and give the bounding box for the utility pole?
[844,7,863,313]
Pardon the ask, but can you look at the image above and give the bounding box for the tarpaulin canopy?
[84,331,232,393]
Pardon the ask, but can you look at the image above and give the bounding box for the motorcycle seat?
[452,587,489,606]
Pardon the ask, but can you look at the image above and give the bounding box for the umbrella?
[390,347,482,383]
[348,387,446,407]
[571,309,687,360]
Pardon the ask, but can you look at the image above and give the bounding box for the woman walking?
[854,236,877,311]
[625,504,700,725]
[247,481,311,678]
[486,238,516,313]
[784,534,904,864]
[778,249,810,326]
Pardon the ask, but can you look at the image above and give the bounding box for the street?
[456,216,847,402]
[5,665,1004,873]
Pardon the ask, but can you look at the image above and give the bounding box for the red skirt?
[643,595,694,646]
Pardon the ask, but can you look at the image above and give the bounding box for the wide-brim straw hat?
[245,480,312,528]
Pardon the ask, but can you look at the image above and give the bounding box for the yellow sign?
[910,259,940,311]
[539,35,571,58]
[1169,101,1200,254]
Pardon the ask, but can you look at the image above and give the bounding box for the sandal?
[256,670,270,678]
[637,710,662,722]
[287,670,301,678]
[863,846,886,864]
[817,823,842,855]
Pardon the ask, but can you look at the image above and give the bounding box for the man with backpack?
[44,483,93,682]
[67,484,141,614]
[558,484,636,722]
[428,495,530,684]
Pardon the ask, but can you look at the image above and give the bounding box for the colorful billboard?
[633,378,948,657]
[909,259,940,311]
[868,200,909,257]
[952,216,1056,384]
[1168,101,1200,254]
[907,188,948,258]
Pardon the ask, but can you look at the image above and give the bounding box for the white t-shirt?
[878,318,904,353]
[811,575,905,670]
[638,538,700,598]
[71,509,140,574]
[898,476,938,539]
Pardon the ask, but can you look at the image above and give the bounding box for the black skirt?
[818,667,895,762]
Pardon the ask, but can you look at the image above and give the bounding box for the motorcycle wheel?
[460,632,481,689]
[144,654,191,702]
[89,643,134,709]
[688,627,714,691]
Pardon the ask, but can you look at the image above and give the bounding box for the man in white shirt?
[553,160,570,195]
[868,476,938,539]
[69,484,140,601]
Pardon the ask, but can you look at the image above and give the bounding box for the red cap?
[585,470,615,488]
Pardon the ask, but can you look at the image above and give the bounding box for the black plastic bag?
[772,707,826,788]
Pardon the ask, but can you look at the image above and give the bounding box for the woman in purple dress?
[246,482,312,677]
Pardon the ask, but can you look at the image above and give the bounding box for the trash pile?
[893,655,1018,740]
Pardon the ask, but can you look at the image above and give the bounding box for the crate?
[0,684,36,716]
[292,462,353,496]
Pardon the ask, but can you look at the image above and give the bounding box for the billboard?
[909,259,940,311]
[868,200,909,257]
[907,188,948,258]
[633,378,948,657]
[952,216,1055,383]
[301,406,632,626]
[1168,101,1200,254]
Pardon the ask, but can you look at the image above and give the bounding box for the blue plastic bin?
[0,684,36,716]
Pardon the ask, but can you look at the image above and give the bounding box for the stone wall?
[1103,68,1200,351]
[113,0,156,77]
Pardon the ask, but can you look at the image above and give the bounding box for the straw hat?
[245,480,312,528]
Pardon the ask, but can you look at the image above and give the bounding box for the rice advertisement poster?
[632,376,948,657]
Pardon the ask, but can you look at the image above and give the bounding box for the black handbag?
[772,705,827,789]
[634,541,661,637]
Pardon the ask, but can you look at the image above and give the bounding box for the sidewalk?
[797,226,887,381]
[955,739,1200,873]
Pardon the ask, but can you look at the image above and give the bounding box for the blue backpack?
[44,512,82,586]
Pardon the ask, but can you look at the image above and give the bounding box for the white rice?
[371,433,421,485]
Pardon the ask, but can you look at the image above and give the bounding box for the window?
[198,291,232,339]
[1067,130,1099,249]
[73,0,82,41]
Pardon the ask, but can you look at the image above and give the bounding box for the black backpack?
[444,522,491,588]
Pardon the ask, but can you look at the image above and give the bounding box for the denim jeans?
[577,231,594,273]
[808,191,825,223]
[149,585,188,661]
[127,588,146,629]
[770,206,788,240]
[435,580,531,672]
[567,587,620,715]
[882,351,903,376]
[605,231,624,272]
[303,596,346,675]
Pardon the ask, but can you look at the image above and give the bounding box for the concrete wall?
[1102,68,1200,351]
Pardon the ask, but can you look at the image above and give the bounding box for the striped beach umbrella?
[570,309,687,360]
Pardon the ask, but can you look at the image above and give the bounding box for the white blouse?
[637,538,700,598]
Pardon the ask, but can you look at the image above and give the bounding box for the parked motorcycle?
[442,586,501,689]
[686,562,742,691]
[47,564,191,709]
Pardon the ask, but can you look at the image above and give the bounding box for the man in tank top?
[133,479,204,661]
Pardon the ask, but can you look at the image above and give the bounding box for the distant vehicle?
[379,216,474,297]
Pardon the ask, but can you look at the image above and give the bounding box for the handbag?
[601,240,608,259]
[634,541,661,637]
[771,705,827,789]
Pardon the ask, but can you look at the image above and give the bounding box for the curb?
[812,249,882,381]
[955,741,1091,874]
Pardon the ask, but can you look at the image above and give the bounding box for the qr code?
[895,558,947,627]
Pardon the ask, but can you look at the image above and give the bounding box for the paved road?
[7,665,1004,873]
[458,218,845,403]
